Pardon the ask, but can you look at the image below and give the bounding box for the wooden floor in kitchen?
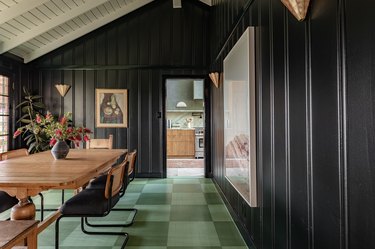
[167,158,204,177]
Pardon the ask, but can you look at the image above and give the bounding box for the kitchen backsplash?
[166,112,204,128]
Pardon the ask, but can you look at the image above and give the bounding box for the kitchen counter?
[167,129,195,158]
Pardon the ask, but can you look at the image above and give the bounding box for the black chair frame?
[55,175,129,249]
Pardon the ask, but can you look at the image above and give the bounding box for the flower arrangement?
[14,112,92,148]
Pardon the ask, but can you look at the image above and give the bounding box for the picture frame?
[95,88,128,128]
[223,27,257,207]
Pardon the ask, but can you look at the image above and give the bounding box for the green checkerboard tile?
[125,221,169,246]
[21,178,249,249]
[171,193,207,205]
[136,193,172,205]
[214,222,247,246]
[134,205,171,221]
[170,205,212,221]
[167,221,221,246]
[142,184,173,193]
[173,183,203,193]
[208,205,233,221]
[201,183,218,193]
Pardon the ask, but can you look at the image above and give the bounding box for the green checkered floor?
[2,178,249,248]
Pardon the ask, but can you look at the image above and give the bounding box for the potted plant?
[14,87,49,153]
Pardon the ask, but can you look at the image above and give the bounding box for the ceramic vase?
[51,140,70,159]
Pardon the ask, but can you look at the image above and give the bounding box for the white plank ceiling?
[0,0,211,63]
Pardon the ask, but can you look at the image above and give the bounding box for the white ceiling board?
[0,0,108,53]
[24,0,154,62]
[0,0,49,24]
[0,0,211,62]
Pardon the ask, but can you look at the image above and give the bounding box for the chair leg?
[38,193,44,221]
[85,208,137,227]
[81,217,129,249]
[55,216,129,249]
[55,216,61,249]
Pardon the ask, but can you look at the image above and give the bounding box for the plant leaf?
[15,101,29,109]
[17,114,30,123]
[33,102,45,108]
[20,119,32,123]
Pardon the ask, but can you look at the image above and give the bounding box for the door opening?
[165,78,205,177]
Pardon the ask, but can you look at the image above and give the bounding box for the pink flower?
[60,116,67,125]
[36,114,42,124]
[83,135,90,142]
[50,138,57,146]
[13,129,22,138]
[46,113,52,121]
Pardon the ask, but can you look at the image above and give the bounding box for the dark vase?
[51,140,70,159]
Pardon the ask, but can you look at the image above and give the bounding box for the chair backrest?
[127,150,137,175]
[0,148,29,161]
[86,134,113,149]
[104,158,128,199]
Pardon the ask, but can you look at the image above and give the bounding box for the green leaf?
[17,114,30,123]
[33,102,45,108]
[20,119,32,123]
[31,95,42,100]
[15,101,29,109]
[28,142,36,153]
[21,106,31,113]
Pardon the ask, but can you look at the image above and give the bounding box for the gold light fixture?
[281,0,310,21]
[55,84,71,97]
[209,72,223,88]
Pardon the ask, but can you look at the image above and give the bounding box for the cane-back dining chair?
[55,157,129,249]
[86,134,113,149]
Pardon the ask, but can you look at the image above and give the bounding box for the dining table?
[0,149,127,234]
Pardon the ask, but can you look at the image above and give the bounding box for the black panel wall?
[210,0,375,249]
[27,0,209,178]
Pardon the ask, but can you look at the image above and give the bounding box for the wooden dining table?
[0,149,127,233]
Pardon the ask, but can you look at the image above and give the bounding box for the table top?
[0,149,126,197]
[0,220,39,248]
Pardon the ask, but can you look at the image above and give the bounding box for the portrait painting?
[95,89,128,128]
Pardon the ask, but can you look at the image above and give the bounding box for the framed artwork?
[95,89,128,128]
[223,27,257,207]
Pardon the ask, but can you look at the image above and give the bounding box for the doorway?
[165,78,205,177]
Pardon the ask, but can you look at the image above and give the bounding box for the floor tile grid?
[1,178,249,249]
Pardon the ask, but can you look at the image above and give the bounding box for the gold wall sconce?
[209,72,223,88]
[281,0,310,21]
[55,84,71,97]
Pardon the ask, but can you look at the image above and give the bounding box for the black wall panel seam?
[257,0,264,247]
[337,0,348,248]
[305,19,314,249]
[283,7,291,249]
[269,0,276,248]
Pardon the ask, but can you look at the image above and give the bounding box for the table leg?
[11,198,36,220]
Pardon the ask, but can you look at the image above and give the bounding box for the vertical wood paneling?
[22,0,208,178]
[209,0,371,248]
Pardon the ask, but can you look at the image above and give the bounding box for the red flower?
[55,129,63,137]
[84,128,92,133]
[13,129,22,138]
[77,127,83,133]
[75,134,82,141]
[83,135,90,142]
[50,138,57,146]
[46,113,53,120]
[66,127,73,133]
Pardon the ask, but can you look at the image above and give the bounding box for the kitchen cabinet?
[167,129,195,158]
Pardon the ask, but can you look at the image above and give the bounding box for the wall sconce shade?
[281,0,310,21]
[209,72,223,88]
[55,84,71,97]
[176,101,187,108]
